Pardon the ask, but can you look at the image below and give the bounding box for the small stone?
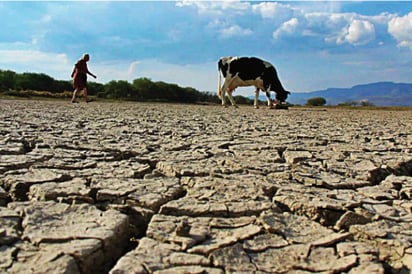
[175,218,191,236]
[283,150,313,164]
[335,211,372,230]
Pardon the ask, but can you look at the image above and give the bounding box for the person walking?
[71,53,96,103]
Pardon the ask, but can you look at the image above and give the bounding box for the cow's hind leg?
[218,86,229,107]
[254,88,260,109]
[219,80,231,107]
[266,91,273,109]
[227,89,238,108]
[220,90,227,107]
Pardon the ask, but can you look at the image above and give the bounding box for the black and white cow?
[218,56,290,108]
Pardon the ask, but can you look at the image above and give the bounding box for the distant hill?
[286,82,412,106]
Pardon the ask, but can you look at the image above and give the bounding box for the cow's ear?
[287,91,291,94]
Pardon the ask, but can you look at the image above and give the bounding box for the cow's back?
[229,57,270,80]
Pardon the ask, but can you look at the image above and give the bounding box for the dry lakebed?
[0,99,411,273]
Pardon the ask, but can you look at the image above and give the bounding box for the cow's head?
[276,90,290,103]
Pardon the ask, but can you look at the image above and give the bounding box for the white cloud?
[176,1,388,48]
[272,9,381,47]
[0,50,70,76]
[127,61,140,78]
[40,14,52,23]
[252,2,294,21]
[0,50,66,64]
[219,24,253,38]
[176,0,250,16]
[305,12,350,31]
[338,19,375,45]
[388,12,412,49]
[273,18,299,39]
[177,1,254,40]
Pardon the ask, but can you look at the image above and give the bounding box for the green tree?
[182,87,200,103]
[197,91,220,104]
[233,95,254,105]
[15,73,56,92]
[0,70,17,91]
[155,81,179,102]
[88,82,105,96]
[132,78,157,101]
[306,97,326,106]
[103,80,135,99]
[54,80,73,93]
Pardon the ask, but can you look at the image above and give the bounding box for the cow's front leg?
[254,88,260,109]
[266,91,273,108]
[221,96,227,107]
[219,89,228,107]
[227,89,238,108]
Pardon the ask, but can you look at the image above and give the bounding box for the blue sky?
[1,1,412,95]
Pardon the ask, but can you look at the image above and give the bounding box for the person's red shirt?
[74,59,88,75]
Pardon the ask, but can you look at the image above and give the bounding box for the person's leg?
[83,87,89,102]
[72,89,79,103]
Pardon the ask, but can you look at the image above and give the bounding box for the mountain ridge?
[285,82,412,106]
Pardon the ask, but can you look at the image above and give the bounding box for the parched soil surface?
[1,99,411,274]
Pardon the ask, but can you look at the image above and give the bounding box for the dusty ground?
[1,99,411,273]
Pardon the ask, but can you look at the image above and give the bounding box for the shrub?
[306,97,326,106]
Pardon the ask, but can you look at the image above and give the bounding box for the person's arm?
[87,70,96,78]
[84,62,96,78]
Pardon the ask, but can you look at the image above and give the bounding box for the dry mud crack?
[1,100,411,273]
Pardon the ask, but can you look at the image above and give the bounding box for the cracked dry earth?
[0,100,411,274]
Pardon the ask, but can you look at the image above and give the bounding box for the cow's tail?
[217,64,222,99]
